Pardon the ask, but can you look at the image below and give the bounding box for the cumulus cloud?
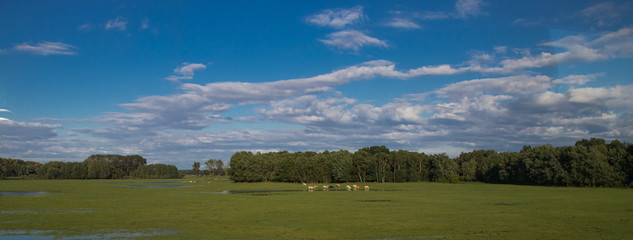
[319,30,388,51]
[14,41,78,55]
[165,63,207,82]
[306,6,365,28]
[105,17,127,31]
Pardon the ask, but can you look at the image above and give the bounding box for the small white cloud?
[78,23,91,31]
[306,6,365,28]
[494,46,507,53]
[385,18,422,29]
[166,63,207,82]
[455,0,486,19]
[14,41,78,55]
[141,18,149,30]
[415,11,450,20]
[105,17,127,31]
[0,109,11,112]
[319,30,388,51]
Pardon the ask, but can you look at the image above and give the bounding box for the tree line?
[190,159,228,176]
[0,154,180,179]
[229,138,633,187]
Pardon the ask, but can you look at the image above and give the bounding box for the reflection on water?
[1,208,93,215]
[147,181,188,184]
[0,192,47,196]
[215,190,302,194]
[0,229,178,239]
[127,185,193,188]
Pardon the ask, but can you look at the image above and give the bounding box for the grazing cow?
[365,186,370,191]
[323,185,329,191]
[308,185,315,191]
[302,182,307,186]
[346,185,352,191]
[335,184,341,188]
[353,185,361,191]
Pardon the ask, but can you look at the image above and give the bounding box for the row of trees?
[1,155,180,179]
[191,159,227,176]
[229,138,633,187]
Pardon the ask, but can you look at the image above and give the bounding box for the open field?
[1,178,632,239]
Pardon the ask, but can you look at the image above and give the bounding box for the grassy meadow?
[1,177,632,239]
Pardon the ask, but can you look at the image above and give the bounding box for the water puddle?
[488,202,528,206]
[1,208,93,215]
[127,185,194,188]
[215,190,302,195]
[147,181,188,184]
[356,200,394,202]
[0,229,178,239]
[0,192,47,196]
[377,235,446,239]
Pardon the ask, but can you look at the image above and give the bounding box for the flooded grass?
[1,178,632,239]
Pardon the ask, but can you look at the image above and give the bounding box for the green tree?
[192,161,201,176]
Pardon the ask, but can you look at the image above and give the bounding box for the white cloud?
[0,119,60,141]
[141,18,149,30]
[435,75,552,98]
[78,23,91,31]
[0,109,11,112]
[415,11,450,20]
[165,63,207,82]
[553,73,601,85]
[319,30,388,51]
[105,17,127,31]
[14,41,77,55]
[408,64,462,75]
[580,1,626,27]
[306,6,365,28]
[455,0,486,19]
[385,18,422,29]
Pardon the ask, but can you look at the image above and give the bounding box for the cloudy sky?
[1,0,633,168]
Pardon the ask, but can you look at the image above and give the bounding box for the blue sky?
[2,0,633,169]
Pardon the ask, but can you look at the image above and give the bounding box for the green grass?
[1,178,632,239]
